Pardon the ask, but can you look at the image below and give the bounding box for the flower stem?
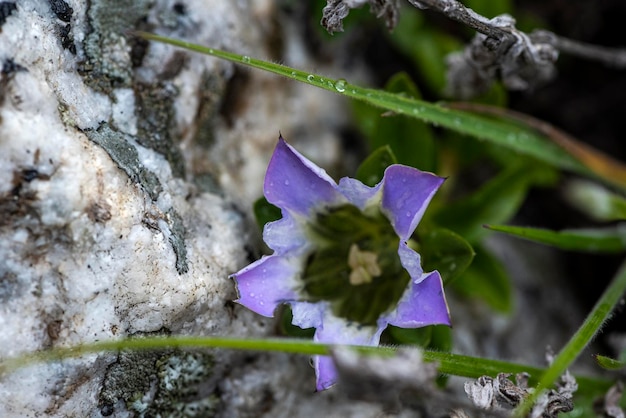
[513,258,626,416]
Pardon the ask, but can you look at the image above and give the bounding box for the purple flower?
[232,137,451,391]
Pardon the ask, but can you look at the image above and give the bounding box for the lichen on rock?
[0,0,352,416]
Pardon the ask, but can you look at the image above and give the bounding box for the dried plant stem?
[409,0,626,68]
[532,30,626,69]
[407,0,513,44]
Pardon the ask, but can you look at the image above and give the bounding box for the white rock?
[0,0,349,416]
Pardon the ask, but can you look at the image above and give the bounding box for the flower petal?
[314,356,339,391]
[290,301,325,330]
[264,137,345,215]
[263,212,310,254]
[381,271,451,328]
[397,241,424,284]
[232,255,301,317]
[337,177,382,210]
[312,308,384,390]
[381,165,445,240]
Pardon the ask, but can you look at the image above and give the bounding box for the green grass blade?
[514,257,626,416]
[487,224,626,253]
[134,32,590,177]
[0,335,611,397]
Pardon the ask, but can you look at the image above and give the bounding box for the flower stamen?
[348,243,381,285]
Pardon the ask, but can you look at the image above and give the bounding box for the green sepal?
[355,146,398,187]
[383,325,433,347]
[253,197,281,231]
[417,226,475,286]
[595,354,626,371]
[452,244,512,313]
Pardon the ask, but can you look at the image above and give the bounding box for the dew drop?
[306,74,315,82]
[335,79,347,92]
[406,211,412,217]
[242,55,251,63]
[290,71,297,78]
[284,179,290,186]
[249,292,255,297]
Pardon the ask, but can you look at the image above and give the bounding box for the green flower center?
[301,204,411,325]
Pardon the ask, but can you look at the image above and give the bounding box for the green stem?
[0,336,611,397]
[514,258,626,416]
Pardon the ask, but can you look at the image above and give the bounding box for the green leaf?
[391,8,461,93]
[355,146,398,187]
[486,224,626,253]
[565,179,626,221]
[253,197,281,230]
[435,162,558,242]
[418,227,475,285]
[378,73,437,170]
[136,32,595,181]
[595,354,626,371]
[452,245,512,313]
[354,72,436,171]
[463,0,512,18]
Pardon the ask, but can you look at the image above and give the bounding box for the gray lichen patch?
[86,123,163,200]
[134,81,186,178]
[151,352,219,417]
[81,0,153,92]
[99,347,173,414]
[99,347,218,417]
[165,208,189,275]
[191,70,228,149]
[85,123,190,274]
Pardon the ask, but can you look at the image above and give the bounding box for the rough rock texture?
[0,0,352,416]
